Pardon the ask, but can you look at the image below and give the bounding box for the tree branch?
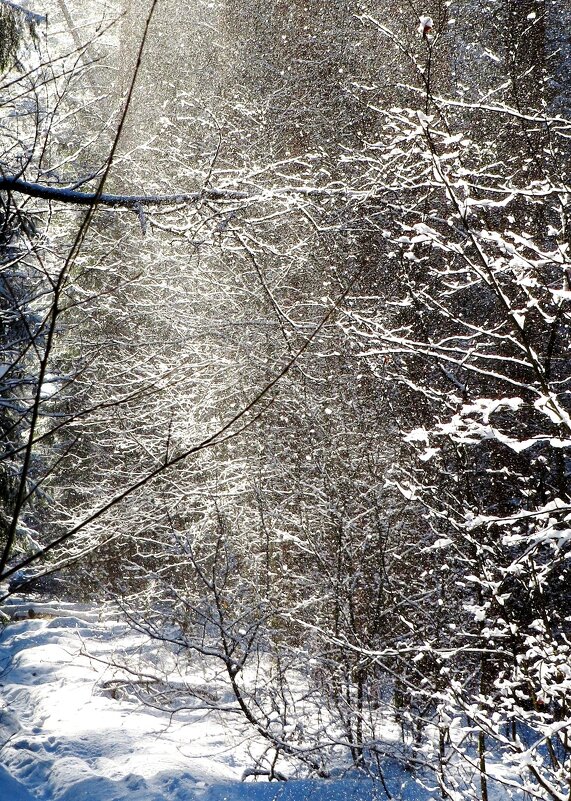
[0,176,248,207]
[0,0,46,25]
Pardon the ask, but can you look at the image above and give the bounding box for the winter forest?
[0,0,570,799]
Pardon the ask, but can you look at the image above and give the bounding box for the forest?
[0,0,570,799]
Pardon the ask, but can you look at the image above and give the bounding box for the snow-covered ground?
[0,597,391,801]
[0,596,524,801]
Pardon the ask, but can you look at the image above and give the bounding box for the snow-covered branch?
[0,176,248,207]
[0,0,45,25]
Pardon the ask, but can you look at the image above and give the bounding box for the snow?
[0,598,380,801]
[0,597,523,801]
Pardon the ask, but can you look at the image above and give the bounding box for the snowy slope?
[0,599,383,801]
